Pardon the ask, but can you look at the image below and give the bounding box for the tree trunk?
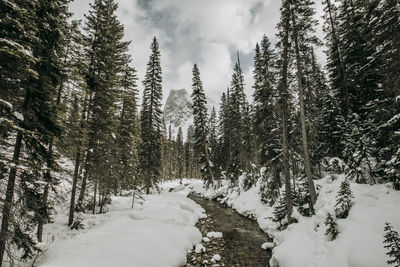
[93,181,97,214]
[279,7,293,224]
[37,139,53,243]
[291,11,317,210]
[37,54,68,241]
[76,153,89,211]
[204,140,214,186]
[0,132,23,266]
[68,149,81,226]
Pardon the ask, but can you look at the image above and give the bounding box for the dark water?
[190,194,272,267]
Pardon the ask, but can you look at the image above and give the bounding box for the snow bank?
[39,193,204,267]
[270,176,400,267]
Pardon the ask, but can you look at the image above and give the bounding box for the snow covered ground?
[31,172,400,267]
[177,175,400,267]
[37,190,205,267]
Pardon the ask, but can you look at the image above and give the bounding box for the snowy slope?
[271,176,400,267]
[38,192,205,267]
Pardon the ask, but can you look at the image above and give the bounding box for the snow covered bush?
[334,179,353,218]
[324,213,338,241]
[384,222,400,266]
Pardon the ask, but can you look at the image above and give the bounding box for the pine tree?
[273,190,296,230]
[209,107,220,180]
[217,91,230,173]
[335,180,353,218]
[325,213,338,241]
[161,119,170,180]
[83,0,131,211]
[191,64,213,186]
[0,0,71,261]
[35,0,73,242]
[225,55,248,183]
[322,0,349,116]
[116,62,139,190]
[184,125,196,178]
[336,0,370,115]
[276,0,294,224]
[176,127,184,181]
[139,37,163,194]
[67,94,88,227]
[289,0,319,211]
[384,222,400,266]
[369,0,400,190]
[252,36,282,203]
[0,7,38,258]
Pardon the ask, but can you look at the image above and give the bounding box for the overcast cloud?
[70,0,324,107]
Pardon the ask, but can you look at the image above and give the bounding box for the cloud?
[70,0,325,109]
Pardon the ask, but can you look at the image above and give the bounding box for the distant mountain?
[163,89,193,137]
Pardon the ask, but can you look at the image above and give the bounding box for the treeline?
[0,0,399,265]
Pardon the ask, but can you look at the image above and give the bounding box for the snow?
[206,231,223,238]
[38,192,205,267]
[194,243,206,253]
[0,99,13,110]
[211,254,221,263]
[13,111,23,121]
[202,236,210,242]
[261,242,274,250]
[270,177,400,267]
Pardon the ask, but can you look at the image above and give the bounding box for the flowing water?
[189,194,272,267]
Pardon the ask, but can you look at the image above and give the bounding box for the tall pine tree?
[191,64,213,186]
[139,37,163,194]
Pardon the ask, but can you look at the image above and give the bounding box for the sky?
[70,0,325,107]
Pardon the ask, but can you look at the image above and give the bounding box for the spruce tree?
[253,36,282,204]
[209,107,220,180]
[225,55,248,183]
[83,0,131,211]
[276,0,294,224]
[191,64,213,186]
[116,62,139,190]
[322,0,349,116]
[289,0,319,210]
[176,127,184,180]
[384,222,400,266]
[325,213,339,241]
[35,0,73,242]
[370,0,400,190]
[139,37,163,194]
[217,91,230,173]
[0,0,70,261]
[335,180,353,218]
[185,125,196,178]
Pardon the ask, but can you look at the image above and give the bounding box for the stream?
[188,194,272,267]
